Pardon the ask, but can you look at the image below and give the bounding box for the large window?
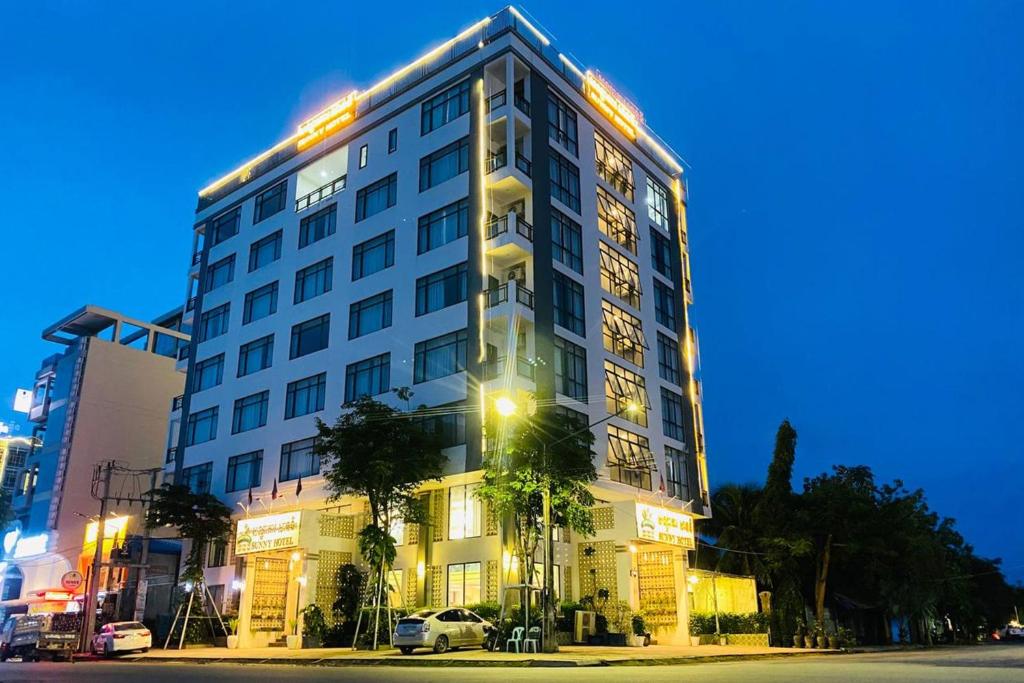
[654,280,677,329]
[418,198,469,254]
[597,186,638,254]
[553,271,585,336]
[205,254,235,292]
[254,181,287,223]
[280,437,319,481]
[598,242,642,308]
[249,230,282,272]
[348,291,393,338]
[421,80,470,134]
[415,262,467,316]
[551,209,583,274]
[602,300,647,367]
[285,373,326,420]
[548,95,578,156]
[595,132,634,200]
[355,173,397,222]
[657,333,681,385]
[344,353,390,403]
[232,390,269,434]
[238,335,273,377]
[416,410,466,448]
[554,336,588,401]
[446,562,481,607]
[186,407,218,446]
[665,445,690,500]
[290,314,330,358]
[243,281,278,324]
[352,230,395,280]
[298,203,337,248]
[414,330,467,383]
[419,137,470,191]
[608,425,653,490]
[650,228,673,279]
[193,353,224,393]
[198,303,230,342]
[294,258,332,304]
[647,177,670,229]
[226,451,263,493]
[604,360,649,427]
[448,484,481,539]
[661,388,686,441]
[550,151,581,212]
[209,208,240,246]
[181,462,213,494]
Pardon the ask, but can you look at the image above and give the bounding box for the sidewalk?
[123,643,841,667]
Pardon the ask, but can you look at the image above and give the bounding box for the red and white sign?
[60,570,84,592]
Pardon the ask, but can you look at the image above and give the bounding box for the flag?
[296,476,303,498]
[272,478,278,500]
[659,474,666,494]
[248,487,253,507]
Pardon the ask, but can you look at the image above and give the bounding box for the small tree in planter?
[301,604,327,648]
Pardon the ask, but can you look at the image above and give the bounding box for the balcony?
[295,175,346,212]
[486,148,508,175]
[485,211,533,260]
[171,394,184,412]
[485,89,507,114]
[514,153,532,177]
[484,281,535,327]
[514,93,531,116]
[482,355,536,382]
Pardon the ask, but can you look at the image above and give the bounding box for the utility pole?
[80,461,113,653]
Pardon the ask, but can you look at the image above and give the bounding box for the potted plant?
[630,613,650,647]
[286,620,301,650]
[301,605,327,648]
[815,629,827,649]
[226,618,239,649]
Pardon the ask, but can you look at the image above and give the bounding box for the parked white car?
[91,621,151,656]
[393,608,492,654]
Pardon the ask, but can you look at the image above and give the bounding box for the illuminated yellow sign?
[585,72,641,140]
[235,511,301,555]
[635,503,695,549]
[296,92,359,150]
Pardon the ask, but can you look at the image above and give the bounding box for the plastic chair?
[506,626,525,652]
[524,627,540,653]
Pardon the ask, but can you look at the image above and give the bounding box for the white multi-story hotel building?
[172,6,710,646]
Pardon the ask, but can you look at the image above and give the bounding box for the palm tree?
[700,483,769,582]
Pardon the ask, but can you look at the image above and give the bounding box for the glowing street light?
[494,396,517,417]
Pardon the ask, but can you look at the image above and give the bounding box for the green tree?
[146,483,232,583]
[701,484,768,580]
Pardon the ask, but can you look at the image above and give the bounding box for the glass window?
[249,230,282,272]
[348,291,392,339]
[280,437,318,481]
[243,281,278,324]
[358,144,368,169]
[548,95,578,156]
[238,334,274,377]
[355,173,397,222]
[598,242,642,308]
[604,360,650,427]
[551,208,583,274]
[209,208,239,246]
[181,462,213,494]
[419,137,470,191]
[448,484,481,540]
[198,303,230,342]
[352,231,395,280]
[416,410,466,449]
[299,203,337,248]
[421,80,470,135]
[285,373,326,419]
[597,186,638,254]
[254,181,287,224]
[608,424,654,490]
[415,262,467,316]
[290,314,331,358]
[661,388,686,441]
[650,228,673,279]
[226,450,263,493]
[654,280,677,329]
[647,177,670,229]
[418,198,469,254]
[446,562,481,607]
[186,407,218,446]
[602,300,646,367]
[232,391,269,434]
[549,151,581,213]
[554,336,588,401]
[553,271,585,336]
[388,128,398,153]
[344,353,390,403]
[192,353,224,393]
[595,132,634,200]
[657,333,681,385]
[204,254,235,293]
[294,258,333,304]
[665,445,690,500]
[208,541,227,567]
[414,329,467,383]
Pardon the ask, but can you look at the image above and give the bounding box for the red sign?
[60,570,84,591]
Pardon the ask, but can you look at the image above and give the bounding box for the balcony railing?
[514,93,531,116]
[515,153,532,177]
[486,89,507,112]
[185,296,198,312]
[172,394,184,411]
[191,250,202,266]
[166,446,177,465]
[295,175,347,212]
[177,345,190,361]
[515,283,535,309]
[483,355,536,381]
[485,281,535,310]
[486,148,508,174]
[484,212,534,242]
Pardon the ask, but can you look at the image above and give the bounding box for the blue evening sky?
[0,2,1020,579]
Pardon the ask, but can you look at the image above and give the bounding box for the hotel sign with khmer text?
[635,503,696,549]
[234,511,301,556]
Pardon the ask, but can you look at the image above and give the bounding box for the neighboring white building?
[173,7,710,646]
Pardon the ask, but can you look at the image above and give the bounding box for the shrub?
[632,613,648,636]
[464,601,501,623]
[301,604,327,640]
[690,611,769,634]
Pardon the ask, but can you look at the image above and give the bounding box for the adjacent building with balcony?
[173,6,710,646]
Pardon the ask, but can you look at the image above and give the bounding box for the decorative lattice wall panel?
[485,502,499,536]
[593,506,615,530]
[486,560,499,602]
[316,550,353,626]
[319,514,355,538]
[406,568,419,608]
[430,565,443,606]
[577,540,617,603]
[431,490,446,542]
[563,565,573,602]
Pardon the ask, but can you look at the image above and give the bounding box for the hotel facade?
[174,7,710,646]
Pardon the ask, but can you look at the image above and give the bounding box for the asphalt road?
[0,645,1020,682]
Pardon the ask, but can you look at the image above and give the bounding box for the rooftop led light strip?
[296,91,359,151]
[508,7,550,46]
[584,71,641,140]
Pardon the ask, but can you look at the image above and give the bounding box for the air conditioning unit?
[574,610,597,643]
[507,264,526,283]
